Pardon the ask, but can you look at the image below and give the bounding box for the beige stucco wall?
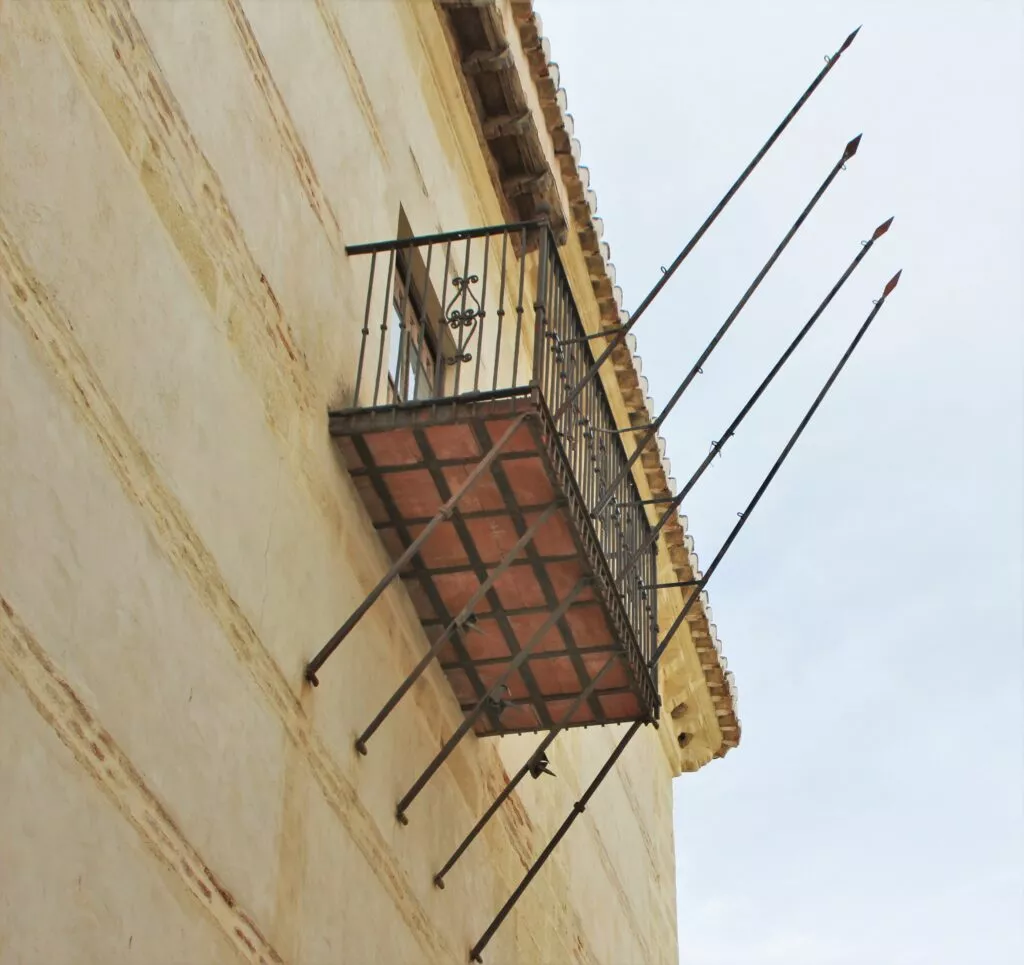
[0,1,689,962]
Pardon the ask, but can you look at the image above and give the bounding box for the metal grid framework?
[332,221,660,733]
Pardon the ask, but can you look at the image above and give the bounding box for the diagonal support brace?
[305,413,529,685]
[353,502,562,755]
[395,578,589,825]
[433,645,626,887]
[468,720,645,962]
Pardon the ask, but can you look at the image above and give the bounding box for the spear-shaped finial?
[883,269,903,295]
[872,216,895,239]
[463,246,904,965]
[838,25,862,54]
[433,222,899,899]
[844,133,863,159]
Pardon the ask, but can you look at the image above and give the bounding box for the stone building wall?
[0,2,696,962]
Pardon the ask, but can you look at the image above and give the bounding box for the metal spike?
[872,216,895,239]
[844,133,863,158]
[461,613,486,636]
[432,201,895,920]
[839,25,862,53]
[528,752,556,779]
[883,269,903,295]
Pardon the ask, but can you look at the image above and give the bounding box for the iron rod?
[511,226,528,386]
[468,720,645,963]
[371,249,396,407]
[491,231,509,390]
[452,239,473,396]
[592,133,863,517]
[433,271,902,888]
[305,412,530,685]
[433,640,632,888]
[649,270,902,668]
[353,503,561,754]
[474,235,490,391]
[552,25,862,424]
[434,242,453,393]
[394,579,589,824]
[395,246,415,401]
[351,252,377,405]
[620,216,893,576]
[557,327,625,345]
[531,229,550,389]
[410,242,434,401]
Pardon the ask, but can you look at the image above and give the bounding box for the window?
[388,263,439,403]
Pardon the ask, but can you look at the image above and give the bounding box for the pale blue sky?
[537,2,1023,962]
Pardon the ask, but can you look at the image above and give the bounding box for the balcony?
[323,221,660,736]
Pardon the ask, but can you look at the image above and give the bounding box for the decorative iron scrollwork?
[447,274,480,328]
[444,273,484,367]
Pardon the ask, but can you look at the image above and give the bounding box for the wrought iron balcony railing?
[311,220,663,793]
[336,220,658,674]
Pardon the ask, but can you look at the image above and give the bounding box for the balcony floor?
[331,387,659,736]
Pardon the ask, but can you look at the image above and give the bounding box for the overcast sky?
[537,2,1023,962]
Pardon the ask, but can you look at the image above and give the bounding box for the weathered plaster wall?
[0,1,684,962]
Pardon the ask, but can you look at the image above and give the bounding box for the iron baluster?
[531,228,550,389]
[409,241,434,402]
[474,236,490,391]
[492,231,509,391]
[511,225,528,387]
[351,251,377,406]
[372,249,396,407]
[450,238,473,395]
[395,244,415,402]
[434,242,452,395]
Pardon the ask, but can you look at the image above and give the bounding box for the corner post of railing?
[531,225,551,390]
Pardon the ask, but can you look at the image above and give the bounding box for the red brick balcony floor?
[331,388,658,736]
